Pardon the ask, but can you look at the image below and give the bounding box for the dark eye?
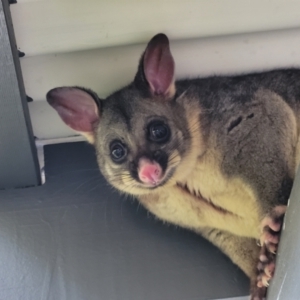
[110,141,127,163]
[148,121,170,143]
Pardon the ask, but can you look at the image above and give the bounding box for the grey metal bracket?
[0,0,41,189]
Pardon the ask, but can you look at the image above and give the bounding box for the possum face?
[46,33,201,195]
[93,87,192,195]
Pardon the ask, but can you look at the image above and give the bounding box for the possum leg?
[256,205,286,288]
[199,228,267,299]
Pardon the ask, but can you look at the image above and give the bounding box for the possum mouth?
[176,183,236,216]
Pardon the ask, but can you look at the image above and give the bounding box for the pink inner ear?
[47,87,100,133]
[143,34,175,97]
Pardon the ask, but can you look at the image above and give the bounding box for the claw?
[262,274,270,287]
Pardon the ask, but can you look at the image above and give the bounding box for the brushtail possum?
[46,33,298,300]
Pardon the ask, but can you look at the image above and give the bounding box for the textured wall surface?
[10,0,300,56]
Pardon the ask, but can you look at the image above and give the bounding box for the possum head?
[47,34,201,195]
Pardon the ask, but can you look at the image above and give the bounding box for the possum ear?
[136,33,176,99]
[46,87,100,144]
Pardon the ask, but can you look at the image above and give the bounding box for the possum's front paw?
[250,284,267,300]
[256,246,276,289]
[257,205,286,288]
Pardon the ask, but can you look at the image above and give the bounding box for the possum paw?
[257,246,276,288]
[250,284,267,300]
[256,205,286,289]
[259,205,286,254]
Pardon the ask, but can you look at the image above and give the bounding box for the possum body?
[47,34,300,299]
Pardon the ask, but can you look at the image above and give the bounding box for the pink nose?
[138,159,162,185]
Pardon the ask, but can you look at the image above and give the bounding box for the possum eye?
[147,121,170,143]
[110,141,127,163]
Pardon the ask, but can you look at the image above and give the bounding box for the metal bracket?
[0,0,41,188]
